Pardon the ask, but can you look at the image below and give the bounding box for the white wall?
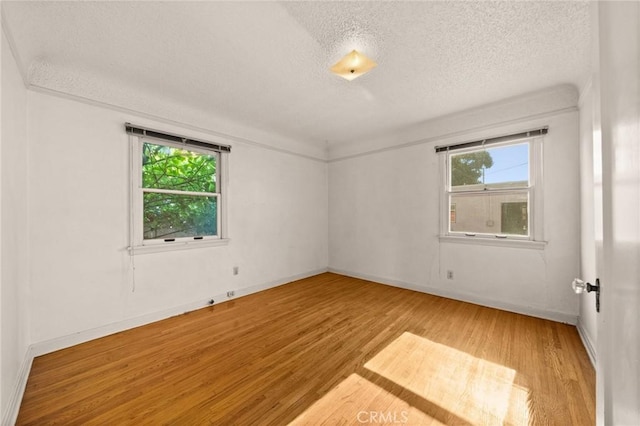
[26,91,328,347]
[329,95,581,322]
[1,29,30,423]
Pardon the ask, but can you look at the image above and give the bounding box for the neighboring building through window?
[439,130,545,243]
[500,201,528,235]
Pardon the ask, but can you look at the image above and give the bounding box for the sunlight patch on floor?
[289,373,445,425]
[364,332,530,425]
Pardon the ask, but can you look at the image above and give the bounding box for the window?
[438,129,545,245]
[141,141,219,240]
[127,124,230,253]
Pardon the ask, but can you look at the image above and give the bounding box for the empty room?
[1,1,638,425]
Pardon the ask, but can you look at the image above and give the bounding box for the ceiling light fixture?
[330,49,377,81]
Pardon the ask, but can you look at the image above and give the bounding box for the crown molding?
[1,6,29,87]
[328,84,579,161]
[329,105,578,163]
[29,84,328,163]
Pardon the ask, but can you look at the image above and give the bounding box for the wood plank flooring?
[17,273,595,425]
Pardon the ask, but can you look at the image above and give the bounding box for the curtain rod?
[125,123,231,153]
[434,127,548,153]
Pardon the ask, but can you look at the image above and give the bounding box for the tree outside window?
[142,142,219,240]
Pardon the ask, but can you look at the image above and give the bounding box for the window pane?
[451,143,528,190]
[142,142,216,193]
[143,193,217,239]
[501,201,528,235]
[450,192,529,236]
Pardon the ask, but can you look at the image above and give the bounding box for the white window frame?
[439,136,546,249]
[128,135,230,255]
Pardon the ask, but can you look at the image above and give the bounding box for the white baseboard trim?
[2,346,34,426]
[31,268,327,357]
[5,268,325,425]
[31,268,328,358]
[329,268,578,325]
[31,300,210,357]
[232,268,328,302]
[576,319,597,367]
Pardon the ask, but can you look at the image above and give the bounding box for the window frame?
[129,134,230,255]
[439,136,546,249]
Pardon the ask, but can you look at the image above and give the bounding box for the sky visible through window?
[482,143,528,184]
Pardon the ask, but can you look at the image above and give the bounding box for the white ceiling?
[2,1,591,155]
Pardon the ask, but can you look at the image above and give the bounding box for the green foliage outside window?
[451,151,494,186]
[142,142,217,239]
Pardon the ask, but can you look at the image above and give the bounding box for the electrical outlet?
[227,291,235,298]
[447,270,454,280]
[233,266,239,275]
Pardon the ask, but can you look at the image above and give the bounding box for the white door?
[596,2,640,424]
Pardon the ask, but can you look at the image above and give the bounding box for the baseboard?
[235,268,328,298]
[329,268,578,325]
[2,268,327,426]
[2,346,34,426]
[31,268,328,357]
[5,268,325,425]
[7,266,575,425]
[576,319,597,367]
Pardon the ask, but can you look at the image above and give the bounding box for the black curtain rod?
[434,127,548,153]
[125,123,231,153]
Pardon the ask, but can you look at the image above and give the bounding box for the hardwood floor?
[17,273,595,425]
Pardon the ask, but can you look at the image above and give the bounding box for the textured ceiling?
[2,1,591,154]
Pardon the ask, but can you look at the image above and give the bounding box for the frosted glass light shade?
[330,50,377,81]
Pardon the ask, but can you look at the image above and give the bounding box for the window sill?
[128,238,230,255]
[439,235,546,250]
